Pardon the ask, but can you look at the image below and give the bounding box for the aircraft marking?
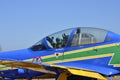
[25,43,120,67]
[42,43,120,67]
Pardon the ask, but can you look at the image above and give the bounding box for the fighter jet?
[0,27,120,80]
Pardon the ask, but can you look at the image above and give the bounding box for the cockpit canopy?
[31,27,119,51]
[71,27,107,46]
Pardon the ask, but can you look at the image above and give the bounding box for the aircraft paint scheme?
[0,27,120,80]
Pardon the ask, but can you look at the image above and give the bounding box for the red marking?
[40,57,42,62]
[56,53,59,56]
[32,56,42,63]
[32,58,34,62]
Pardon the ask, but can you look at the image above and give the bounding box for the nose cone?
[0,49,31,61]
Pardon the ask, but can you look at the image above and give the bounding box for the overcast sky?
[0,0,120,51]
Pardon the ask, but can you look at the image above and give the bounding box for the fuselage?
[0,27,120,77]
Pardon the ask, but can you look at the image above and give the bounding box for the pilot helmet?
[56,37,62,43]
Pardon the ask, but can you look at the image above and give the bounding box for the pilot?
[62,33,68,47]
[46,36,55,48]
[56,37,63,48]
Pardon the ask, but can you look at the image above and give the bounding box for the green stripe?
[42,45,120,65]
[0,65,9,68]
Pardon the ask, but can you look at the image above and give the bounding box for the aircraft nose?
[0,49,31,61]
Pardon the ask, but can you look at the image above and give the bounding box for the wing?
[0,60,117,80]
[54,62,120,76]
[0,68,55,79]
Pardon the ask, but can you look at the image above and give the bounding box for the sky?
[0,0,120,51]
